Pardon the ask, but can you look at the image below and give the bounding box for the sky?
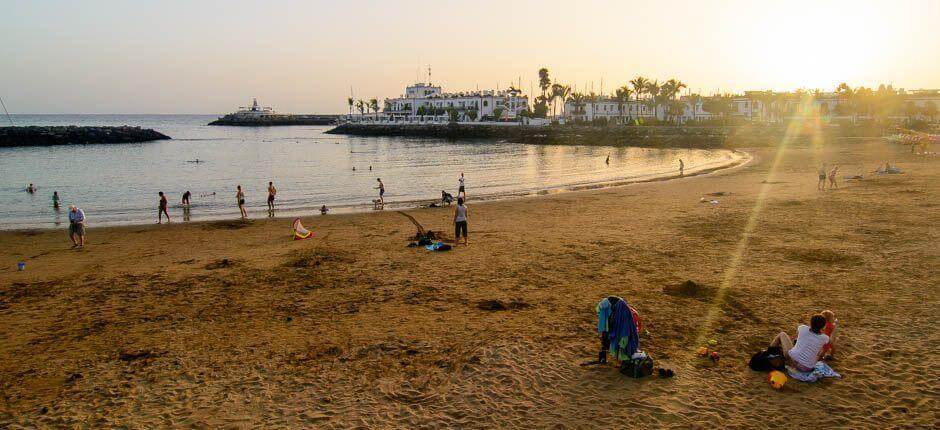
[1,0,938,114]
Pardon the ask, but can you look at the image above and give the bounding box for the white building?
[379,82,530,122]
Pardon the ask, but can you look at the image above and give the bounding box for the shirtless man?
[267,181,277,213]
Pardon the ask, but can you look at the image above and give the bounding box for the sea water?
[0,115,741,229]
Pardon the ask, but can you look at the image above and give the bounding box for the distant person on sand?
[157,192,170,223]
[769,313,830,372]
[236,185,247,219]
[453,197,469,246]
[267,181,277,213]
[818,162,827,190]
[52,191,60,210]
[606,154,610,165]
[376,178,385,204]
[26,183,36,194]
[182,191,191,206]
[441,190,454,206]
[68,205,85,248]
[828,165,840,189]
[458,173,466,198]
[678,159,684,176]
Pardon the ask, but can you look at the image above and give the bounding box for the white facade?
[382,83,530,121]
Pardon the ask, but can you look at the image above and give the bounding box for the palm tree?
[587,92,599,123]
[355,99,365,116]
[835,82,855,123]
[615,86,633,124]
[369,98,379,120]
[686,93,702,122]
[347,97,354,118]
[568,92,586,121]
[645,80,661,120]
[551,84,570,120]
[538,68,551,99]
[660,79,686,123]
[630,77,649,119]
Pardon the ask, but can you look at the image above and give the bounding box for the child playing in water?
[821,309,837,360]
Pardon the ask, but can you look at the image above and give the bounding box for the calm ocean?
[0,115,740,229]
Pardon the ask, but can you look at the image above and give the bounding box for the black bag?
[620,355,654,378]
[748,346,785,372]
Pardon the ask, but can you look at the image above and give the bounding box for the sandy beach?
[0,139,937,428]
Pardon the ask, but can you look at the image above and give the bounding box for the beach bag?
[749,346,785,372]
[620,353,654,378]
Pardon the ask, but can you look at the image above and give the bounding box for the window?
[483,101,489,107]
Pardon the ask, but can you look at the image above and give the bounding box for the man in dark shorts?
[458,173,466,198]
[68,205,85,247]
[453,197,468,246]
[181,191,191,206]
[376,178,385,204]
[158,191,170,223]
[267,181,277,215]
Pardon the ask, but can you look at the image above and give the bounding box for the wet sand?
[0,139,937,428]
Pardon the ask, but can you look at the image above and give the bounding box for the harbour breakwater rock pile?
[326,123,789,148]
[208,114,341,126]
[0,126,171,147]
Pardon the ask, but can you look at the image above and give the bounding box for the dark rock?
[0,126,170,147]
[477,299,530,311]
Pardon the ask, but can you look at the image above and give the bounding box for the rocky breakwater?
[326,123,788,148]
[208,114,340,126]
[0,126,170,147]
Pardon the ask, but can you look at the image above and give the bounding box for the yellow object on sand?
[697,346,709,356]
[708,339,718,346]
[768,370,787,389]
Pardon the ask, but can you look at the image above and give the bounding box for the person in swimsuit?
[27,183,36,194]
[828,165,840,189]
[267,181,277,215]
[376,178,385,204]
[453,197,469,246]
[458,173,466,199]
[818,162,827,190]
[181,191,191,206]
[236,185,247,219]
[157,191,170,223]
[52,191,60,210]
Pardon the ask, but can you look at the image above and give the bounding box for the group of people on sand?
[817,162,841,190]
[591,295,841,385]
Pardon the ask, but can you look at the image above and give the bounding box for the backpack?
[620,353,654,378]
[748,346,785,372]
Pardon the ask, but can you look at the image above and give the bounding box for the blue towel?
[608,299,639,360]
[787,361,842,383]
[596,298,612,334]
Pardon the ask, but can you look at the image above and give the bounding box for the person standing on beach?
[606,154,610,165]
[818,162,827,190]
[678,159,684,176]
[68,205,85,248]
[828,165,840,189]
[52,191,60,210]
[157,191,170,223]
[181,191,191,206]
[453,197,469,246]
[458,173,466,199]
[267,181,277,215]
[376,178,385,204]
[236,185,248,219]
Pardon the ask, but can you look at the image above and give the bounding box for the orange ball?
[768,370,787,389]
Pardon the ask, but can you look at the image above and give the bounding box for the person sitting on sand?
[769,314,830,372]
[236,185,247,219]
[68,205,85,248]
[441,190,454,206]
[828,165,840,189]
[817,162,827,190]
[821,310,838,360]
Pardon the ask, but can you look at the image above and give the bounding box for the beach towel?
[424,241,451,252]
[292,218,313,240]
[595,297,619,334]
[786,361,842,383]
[609,300,639,361]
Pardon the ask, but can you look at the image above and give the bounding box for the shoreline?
[1,149,749,232]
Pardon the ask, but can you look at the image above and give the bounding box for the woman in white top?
[770,314,830,372]
[453,197,469,246]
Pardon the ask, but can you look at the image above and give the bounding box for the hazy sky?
[2,0,938,114]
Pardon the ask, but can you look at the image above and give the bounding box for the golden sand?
[1,140,937,428]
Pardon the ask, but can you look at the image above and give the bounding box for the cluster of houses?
[349,81,940,125]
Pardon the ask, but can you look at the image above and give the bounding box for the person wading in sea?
[267,181,277,216]
[157,191,170,224]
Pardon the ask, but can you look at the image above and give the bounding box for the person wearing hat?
[68,205,86,248]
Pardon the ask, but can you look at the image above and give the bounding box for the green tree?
[467,109,479,121]
[630,76,649,118]
[615,86,633,124]
[551,84,570,120]
[492,107,504,120]
[446,107,459,123]
[355,99,365,116]
[644,80,661,120]
[686,93,702,122]
[533,96,549,118]
[347,97,354,117]
[538,68,551,99]
[567,92,586,121]
[369,98,379,118]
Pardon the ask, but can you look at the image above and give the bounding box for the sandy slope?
[0,139,937,428]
